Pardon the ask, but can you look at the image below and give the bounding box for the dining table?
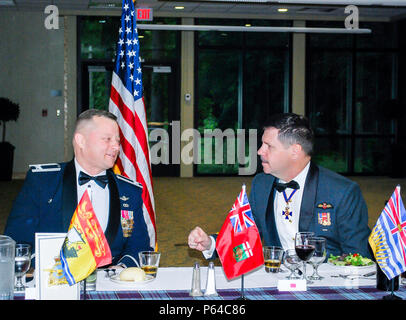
[14,262,406,301]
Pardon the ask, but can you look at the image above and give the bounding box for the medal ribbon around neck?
[282,189,297,221]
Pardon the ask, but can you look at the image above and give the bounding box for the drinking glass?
[0,235,15,300]
[294,232,315,284]
[308,237,326,280]
[283,249,301,279]
[138,251,161,279]
[15,244,31,291]
[263,246,284,273]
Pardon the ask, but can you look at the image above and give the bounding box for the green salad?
[328,253,374,266]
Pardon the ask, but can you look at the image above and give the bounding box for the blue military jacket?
[249,162,372,258]
[4,160,152,267]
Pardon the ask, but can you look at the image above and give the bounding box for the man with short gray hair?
[189,113,372,259]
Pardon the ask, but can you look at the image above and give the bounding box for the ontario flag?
[369,185,406,280]
[60,190,112,285]
[216,185,264,280]
[108,0,156,249]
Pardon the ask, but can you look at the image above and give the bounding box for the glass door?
[81,62,179,177]
[143,64,179,176]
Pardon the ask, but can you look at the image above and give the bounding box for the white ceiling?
[2,0,406,21]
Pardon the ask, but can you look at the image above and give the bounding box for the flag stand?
[235,274,249,300]
[82,279,87,300]
[382,278,402,300]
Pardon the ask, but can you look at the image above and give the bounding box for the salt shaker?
[204,261,218,296]
[189,262,203,296]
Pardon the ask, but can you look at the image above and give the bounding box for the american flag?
[109,0,156,248]
[229,185,255,233]
[369,185,406,279]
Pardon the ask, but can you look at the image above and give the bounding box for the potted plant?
[0,97,20,181]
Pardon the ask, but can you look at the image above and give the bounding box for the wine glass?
[308,237,326,281]
[14,244,31,291]
[283,249,301,279]
[294,232,315,284]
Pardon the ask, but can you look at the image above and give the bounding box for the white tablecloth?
[96,263,377,292]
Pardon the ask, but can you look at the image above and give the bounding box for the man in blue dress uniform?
[188,113,372,259]
[4,109,152,267]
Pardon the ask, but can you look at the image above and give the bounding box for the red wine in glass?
[295,245,315,261]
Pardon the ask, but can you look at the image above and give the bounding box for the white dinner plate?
[327,261,376,272]
[109,274,155,287]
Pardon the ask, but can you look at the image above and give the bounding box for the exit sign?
[136,8,153,21]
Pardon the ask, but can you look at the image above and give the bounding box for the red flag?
[109,0,156,249]
[216,185,264,280]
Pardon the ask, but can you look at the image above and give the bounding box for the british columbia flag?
[229,187,255,233]
[369,185,406,279]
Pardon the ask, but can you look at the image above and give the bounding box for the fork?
[331,271,376,279]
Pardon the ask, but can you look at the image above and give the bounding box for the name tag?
[277,279,307,291]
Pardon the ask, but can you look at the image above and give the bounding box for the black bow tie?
[274,180,300,193]
[78,171,108,189]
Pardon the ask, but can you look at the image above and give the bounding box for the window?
[307,21,398,175]
[196,19,291,175]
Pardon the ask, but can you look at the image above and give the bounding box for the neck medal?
[282,189,297,223]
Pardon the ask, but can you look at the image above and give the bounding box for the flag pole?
[382,278,402,300]
[236,274,249,300]
[82,279,87,300]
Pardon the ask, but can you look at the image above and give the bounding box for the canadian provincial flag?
[216,185,264,280]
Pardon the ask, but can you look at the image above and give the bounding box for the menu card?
[35,233,80,300]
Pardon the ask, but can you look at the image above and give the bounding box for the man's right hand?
[188,226,212,252]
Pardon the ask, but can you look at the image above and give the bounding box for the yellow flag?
[60,190,112,285]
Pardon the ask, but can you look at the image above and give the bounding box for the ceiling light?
[174,6,184,10]
[88,2,119,9]
[0,0,14,5]
[278,8,288,13]
[245,24,251,27]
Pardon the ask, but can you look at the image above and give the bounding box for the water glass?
[15,244,31,291]
[283,249,301,279]
[0,235,16,300]
[308,237,326,280]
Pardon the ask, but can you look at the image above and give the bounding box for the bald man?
[5,109,152,268]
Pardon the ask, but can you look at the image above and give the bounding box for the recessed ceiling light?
[174,6,184,10]
[278,8,288,13]
[88,2,118,9]
[0,0,14,5]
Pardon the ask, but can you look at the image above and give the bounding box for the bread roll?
[119,267,146,282]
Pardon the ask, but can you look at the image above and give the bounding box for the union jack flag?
[369,185,406,279]
[109,0,156,249]
[229,187,255,233]
[216,184,264,280]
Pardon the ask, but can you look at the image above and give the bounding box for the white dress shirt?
[202,161,311,258]
[274,161,310,250]
[74,159,110,232]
